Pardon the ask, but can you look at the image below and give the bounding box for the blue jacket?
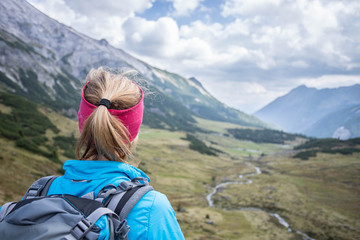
[47,160,185,240]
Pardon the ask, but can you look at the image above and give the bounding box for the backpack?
[0,176,153,240]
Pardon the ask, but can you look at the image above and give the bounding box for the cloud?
[291,60,309,68]
[122,17,179,57]
[27,0,360,76]
[66,0,153,18]
[221,0,283,17]
[203,80,285,113]
[167,0,203,17]
[220,0,360,71]
[28,0,86,26]
[26,0,360,113]
[297,75,360,89]
[28,0,154,45]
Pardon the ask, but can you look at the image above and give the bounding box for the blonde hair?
[75,67,142,162]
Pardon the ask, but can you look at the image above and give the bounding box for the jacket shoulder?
[127,190,184,239]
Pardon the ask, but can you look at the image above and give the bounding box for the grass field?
[215,152,360,240]
[0,106,359,240]
[136,124,360,240]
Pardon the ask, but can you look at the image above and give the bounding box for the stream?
[206,162,315,240]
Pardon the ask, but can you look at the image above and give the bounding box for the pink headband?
[78,83,144,142]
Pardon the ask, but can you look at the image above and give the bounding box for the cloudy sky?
[27,0,360,114]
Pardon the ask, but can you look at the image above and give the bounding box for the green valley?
[1,92,359,240]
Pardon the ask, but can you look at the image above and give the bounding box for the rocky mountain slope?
[255,84,360,139]
[304,104,360,139]
[0,0,267,130]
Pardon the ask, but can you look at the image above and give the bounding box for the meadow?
[0,100,359,240]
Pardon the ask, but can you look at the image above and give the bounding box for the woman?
[47,67,185,239]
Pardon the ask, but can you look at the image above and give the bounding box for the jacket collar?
[63,160,150,181]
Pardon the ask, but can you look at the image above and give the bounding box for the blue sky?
[27,0,360,114]
[138,0,233,26]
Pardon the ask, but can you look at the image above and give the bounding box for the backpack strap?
[102,178,154,240]
[0,177,58,224]
[105,178,154,218]
[115,185,153,220]
[115,185,153,240]
[23,175,58,199]
[64,207,123,240]
[0,201,17,221]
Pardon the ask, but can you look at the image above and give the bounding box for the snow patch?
[332,126,351,140]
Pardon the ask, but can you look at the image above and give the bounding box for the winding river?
[206,162,315,240]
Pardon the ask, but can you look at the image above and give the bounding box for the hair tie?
[98,98,111,109]
[78,83,144,141]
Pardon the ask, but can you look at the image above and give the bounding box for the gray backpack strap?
[87,207,128,240]
[106,191,127,210]
[23,175,58,199]
[106,178,153,219]
[116,185,153,240]
[63,207,123,240]
[104,178,154,240]
[0,201,17,221]
[40,176,58,196]
[118,185,153,220]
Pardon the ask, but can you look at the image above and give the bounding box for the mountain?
[254,84,360,139]
[304,104,360,139]
[0,0,267,131]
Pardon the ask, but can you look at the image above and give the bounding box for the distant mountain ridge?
[0,0,267,131]
[305,103,360,139]
[255,84,360,139]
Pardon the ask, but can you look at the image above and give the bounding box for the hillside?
[0,0,267,129]
[304,104,360,139]
[255,84,360,138]
[1,93,359,239]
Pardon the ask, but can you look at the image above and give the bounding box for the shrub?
[227,128,304,144]
[0,92,60,161]
[53,135,77,159]
[182,134,218,156]
[321,148,360,155]
[293,150,317,160]
[294,137,360,158]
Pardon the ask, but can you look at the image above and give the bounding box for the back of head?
[76,67,142,162]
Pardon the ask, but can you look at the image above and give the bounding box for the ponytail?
[75,67,142,162]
